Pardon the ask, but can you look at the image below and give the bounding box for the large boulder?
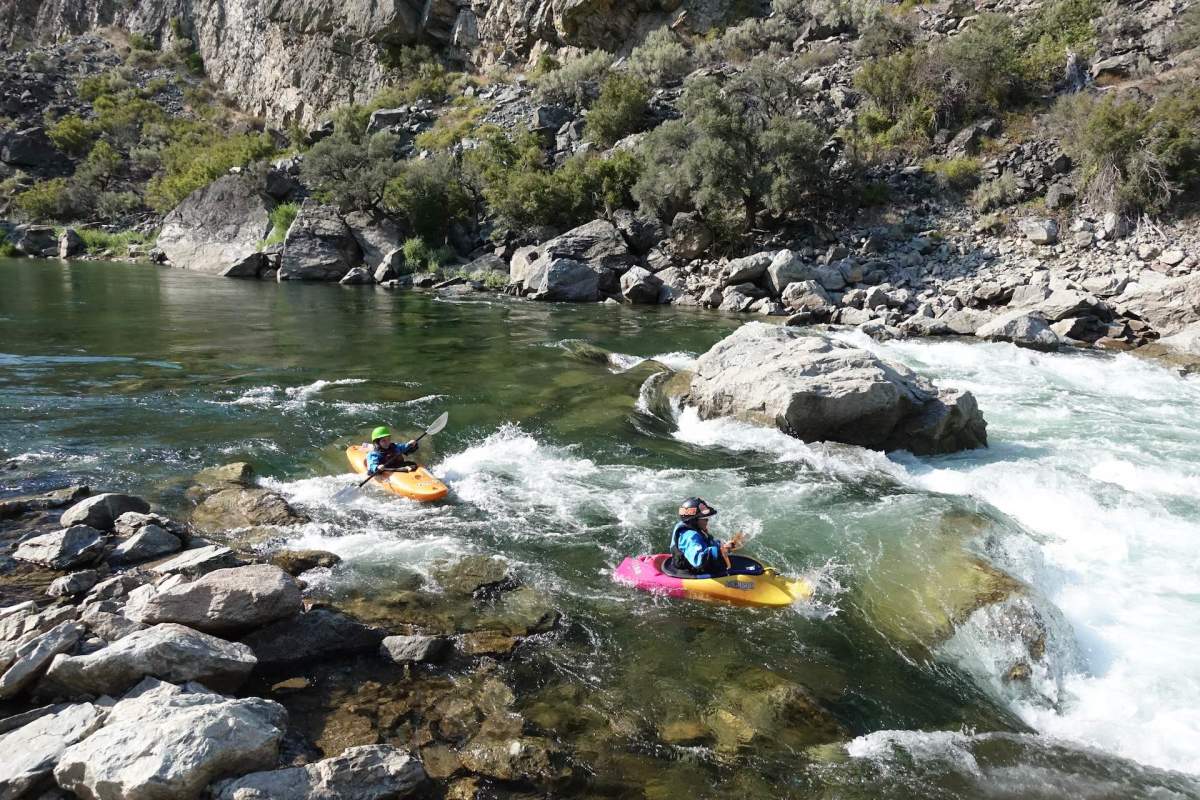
[158,174,274,275]
[54,679,286,800]
[620,266,663,304]
[125,565,303,636]
[44,623,257,696]
[61,492,150,531]
[723,252,773,286]
[0,621,85,699]
[0,127,61,169]
[670,212,713,259]
[510,220,634,292]
[241,608,385,667]
[151,545,244,577]
[278,200,363,281]
[688,324,987,455]
[975,310,1061,351]
[13,225,58,257]
[526,258,600,302]
[0,702,105,799]
[765,250,816,296]
[109,525,182,565]
[191,486,306,531]
[13,526,105,569]
[344,210,404,271]
[1120,273,1200,336]
[212,744,426,800]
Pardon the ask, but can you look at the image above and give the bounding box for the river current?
[2,258,1198,797]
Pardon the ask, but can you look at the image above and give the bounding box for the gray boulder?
[780,279,833,313]
[278,200,363,281]
[220,252,267,278]
[54,679,285,800]
[44,623,257,696]
[0,621,85,699]
[1036,289,1107,322]
[58,228,84,258]
[620,266,664,304]
[339,266,375,285]
[109,525,182,565]
[1119,273,1200,336]
[670,212,713,259]
[688,324,987,455]
[241,608,385,667]
[191,486,306,531]
[975,310,1061,351]
[1019,218,1059,245]
[14,226,58,257]
[511,220,633,292]
[367,108,409,134]
[212,745,426,800]
[527,258,600,302]
[151,545,244,577]
[1,128,60,168]
[80,608,146,643]
[125,565,302,636]
[61,493,150,531]
[724,252,773,286]
[158,175,274,275]
[380,635,450,665]
[344,211,404,270]
[611,210,665,255]
[765,250,815,295]
[47,569,102,598]
[13,526,105,569]
[0,702,104,799]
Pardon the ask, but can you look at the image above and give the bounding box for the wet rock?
[457,734,559,783]
[380,635,450,665]
[527,258,601,302]
[151,544,245,577]
[158,174,274,275]
[60,493,150,531]
[659,719,710,746]
[270,549,342,576]
[241,608,385,668]
[458,631,520,656]
[339,266,375,285]
[0,702,104,799]
[704,669,846,755]
[46,569,101,598]
[13,526,105,570]
[0,485,89,520]
[620,266,663,304]
[191,486,307,531]
[689,324,987,455]
[44,623,257,696]
[279,201,363,281]
[212,744,426,800]
[0,621,85,699]
[975,310,1061,351]
[54,678,286,800]
[432,556,512,597]
[125,564,302,636]
[192,462,255,489]
[109,525,181,565]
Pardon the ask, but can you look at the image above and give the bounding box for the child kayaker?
[366,426,420,475]
[669,497,746,575]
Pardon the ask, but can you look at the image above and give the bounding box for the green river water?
[2,258,1199,798]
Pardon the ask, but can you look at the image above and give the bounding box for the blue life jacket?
[669,521,722,574]
[366,441,417,475]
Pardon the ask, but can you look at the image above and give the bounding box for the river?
[2,258,1198,797]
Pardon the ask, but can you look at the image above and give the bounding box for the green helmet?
[370,426,392,441]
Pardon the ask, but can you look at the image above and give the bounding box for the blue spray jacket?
[366,441,417,475]
[670,521,723,572]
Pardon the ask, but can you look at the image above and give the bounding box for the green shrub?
[128,33,157,51]
[146,131,277,211]
[1018,0,1099,88]
[585,74,650,147]
[47,115,96,156]
[533,50,614,109]
[79,71,130,102]
[401,63,450,104]
[530,54,561,80]
[76,140,123,190]
[186,52,205,75]
[1170,5,1200,54]
[401,237,453,271]
[15,178,75,221]
[94,192,143,220]
[628,27,692,86]
[923,156,982,190]
[938,14,1024,119]
[383,155,472,244]
[1055,85,1200,215]
[301,130,401,212]
[971,172,1023,211]
[0,230,17,258]
[76,228,149,254]
[413,102,486,150]
[855,12,916,58]
[93,94,166,148]
[262,202,299,247]
[379,43,436,74]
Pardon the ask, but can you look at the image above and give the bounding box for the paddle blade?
[424,411,449,436]
[331,484,361,504]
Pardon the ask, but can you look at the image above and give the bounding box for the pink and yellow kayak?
[613,554,812,608]
[345,444,449,502]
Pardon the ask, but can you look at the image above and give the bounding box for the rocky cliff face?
[0,0,725,126]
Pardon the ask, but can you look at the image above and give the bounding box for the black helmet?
[678,497,718,522]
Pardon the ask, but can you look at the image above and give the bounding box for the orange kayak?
[345,445,449,502]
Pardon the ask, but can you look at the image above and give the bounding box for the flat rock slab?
[0,486,90,520]
[0,621,85,699]
[126,564,302,636]
[0,702,104,799]
[13,526,105,569]
[109,525,182,565]
[151,545,245,577]
[212,744,427,800]
[240,607,383,668]
[44,622,257,696]
[55,678,285,800]
[60,493,150,531]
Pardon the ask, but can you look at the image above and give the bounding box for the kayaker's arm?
[678,530,723,572]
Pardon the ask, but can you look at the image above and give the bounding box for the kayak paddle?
[333,412,449,501]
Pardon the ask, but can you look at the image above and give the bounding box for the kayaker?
[669,497,746,575]
[366,426,420,475]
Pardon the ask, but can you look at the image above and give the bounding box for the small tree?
[585,74,650,147]
[383,154,472,244]
[302,131,403,212]
[628,27,692,86]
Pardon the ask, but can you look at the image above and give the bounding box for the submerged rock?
[44,623,257,696]
[270,549,342,576]
[380,635,450,665]
[688,324,987,454]
[0,485,89,520]
[432,555,513,597]
[54,678,286,800]
[242,608,385,667]
[703,668,846,756]
[212,744,427,800]
[125,565,303,636]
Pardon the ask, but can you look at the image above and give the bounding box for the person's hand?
[407,439,419,451]
[729,532,747,551]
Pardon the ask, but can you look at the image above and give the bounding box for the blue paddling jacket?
[366,441,418,475]
[670,521,723,573]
